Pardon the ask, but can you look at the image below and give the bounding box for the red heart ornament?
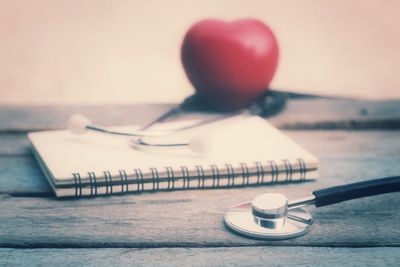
[181,19,279,111]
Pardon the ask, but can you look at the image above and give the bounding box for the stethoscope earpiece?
[68,114,92,135]
[187,134,213,155]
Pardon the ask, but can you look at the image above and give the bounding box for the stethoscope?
[68,111,240,154]
[66,92,400,240]
[224,176,400,240]
[67,91,287,154]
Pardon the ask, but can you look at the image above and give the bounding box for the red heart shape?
[181,19,279,111]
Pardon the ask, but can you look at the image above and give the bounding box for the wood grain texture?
[1,247,399,267]
[0,133,31,156]
[0,99,399,132]
[0,155,52,194]
[268,98,400,128]
[0,104,173,132]
[0,188,399,248]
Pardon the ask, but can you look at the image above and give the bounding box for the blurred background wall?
[0,0,399,105]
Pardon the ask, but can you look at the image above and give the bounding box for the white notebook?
[28,115,319,198]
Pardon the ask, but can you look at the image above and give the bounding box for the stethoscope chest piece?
[224,193,313,240]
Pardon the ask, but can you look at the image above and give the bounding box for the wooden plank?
[1,130,400,193]
[269,98,400,127]
[0,133,30,156]
[0,183,399,248]
[0,155,52,194]
[1,247,399,266]
[0,99,399,132]
[0,104,173,132]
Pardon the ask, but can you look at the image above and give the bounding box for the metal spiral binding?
[181,166,190,189]
[134,168,144,192]
[225,163,235,187]
[88,172,98,196]
[103,170,113,194]
[209,164,218,188]
[240,163,250,185]
[165,166,174,190]
[195,165,205,188]
[119,170,129,193]
[71,158,310,197]
[283,159,293,182]
[254,161,265,184]
[298,158,307,181]
[269,160,279,183]
[73,173,82,197]
[150,167,160,191]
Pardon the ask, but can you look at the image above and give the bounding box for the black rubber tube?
[313,176,400,207]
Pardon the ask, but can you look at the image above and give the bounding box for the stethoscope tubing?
[312,175,400,207]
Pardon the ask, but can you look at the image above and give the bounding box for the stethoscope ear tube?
[312,176,400,207]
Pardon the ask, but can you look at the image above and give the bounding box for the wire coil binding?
[71,159,314,197]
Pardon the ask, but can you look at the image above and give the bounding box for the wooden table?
[1,96,400,266]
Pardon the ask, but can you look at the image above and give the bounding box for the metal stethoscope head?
[225,176,400,240]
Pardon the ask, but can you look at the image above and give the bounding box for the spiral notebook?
[28,115,319,198]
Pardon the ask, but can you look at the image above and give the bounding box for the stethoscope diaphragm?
[224,200,313,240]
